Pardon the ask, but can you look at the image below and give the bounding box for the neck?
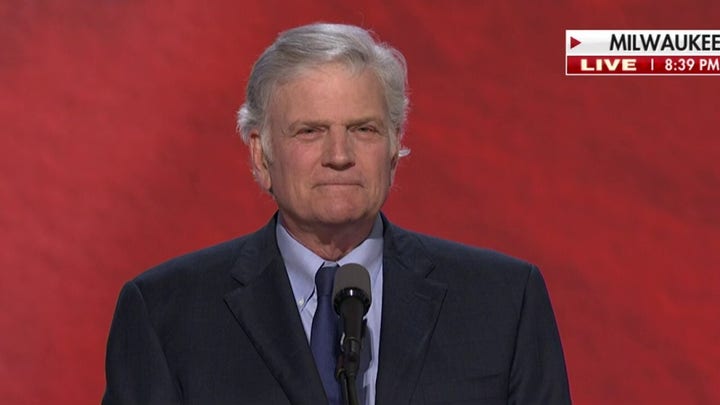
[278,212,376,261]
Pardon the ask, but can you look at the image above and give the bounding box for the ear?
[389,141,400,184]
[249,130,272,192]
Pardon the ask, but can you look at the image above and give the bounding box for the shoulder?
[415,230,532,269]
[386,222,540,290]
[134,236,244,285]
[126,224,272,308]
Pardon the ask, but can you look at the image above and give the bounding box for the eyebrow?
[287,120,331,132]
[345,117,387,130]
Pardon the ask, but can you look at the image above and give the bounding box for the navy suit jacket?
[103,214,571,404]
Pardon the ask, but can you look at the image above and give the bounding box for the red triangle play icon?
[570,37,581,49]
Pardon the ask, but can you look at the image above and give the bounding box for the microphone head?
[332,263,372,315]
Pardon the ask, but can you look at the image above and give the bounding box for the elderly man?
[103,23,571,404]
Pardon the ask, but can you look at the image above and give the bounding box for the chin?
[317,213,364,226]
[314,207,371,226]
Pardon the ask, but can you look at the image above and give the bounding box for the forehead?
[267,63,388,124]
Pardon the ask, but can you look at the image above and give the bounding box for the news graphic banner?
[566,30,720,75]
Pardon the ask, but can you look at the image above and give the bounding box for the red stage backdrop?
[1,1,719,404]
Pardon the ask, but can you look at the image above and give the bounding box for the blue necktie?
[311,265,341,404]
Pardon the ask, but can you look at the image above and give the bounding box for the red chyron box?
[566,30,720,75]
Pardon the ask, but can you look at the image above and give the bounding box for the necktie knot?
[315,265,337,297]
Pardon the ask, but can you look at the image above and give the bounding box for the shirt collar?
[276,215,384,310]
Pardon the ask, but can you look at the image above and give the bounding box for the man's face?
[250,63,398,232]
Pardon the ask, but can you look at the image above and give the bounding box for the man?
[103,23,571,404]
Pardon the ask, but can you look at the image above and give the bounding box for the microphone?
[332,263,371,373]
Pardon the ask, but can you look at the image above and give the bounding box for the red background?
[1,1,719,404]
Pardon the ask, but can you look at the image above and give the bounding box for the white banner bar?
[566,30,720,56]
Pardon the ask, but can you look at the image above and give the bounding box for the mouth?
[314,182,362,188]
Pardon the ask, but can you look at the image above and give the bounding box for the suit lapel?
[223,218,326,405]
[375,220,448,404]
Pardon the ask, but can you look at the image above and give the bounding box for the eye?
[295,127,322,138]
[351,125,379,135]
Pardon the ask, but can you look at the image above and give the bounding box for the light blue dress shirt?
[276,216,384,405]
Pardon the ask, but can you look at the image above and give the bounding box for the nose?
[321,126,355,170]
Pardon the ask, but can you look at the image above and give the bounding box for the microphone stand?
[336,341,361,405]
[336,323,365,405]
